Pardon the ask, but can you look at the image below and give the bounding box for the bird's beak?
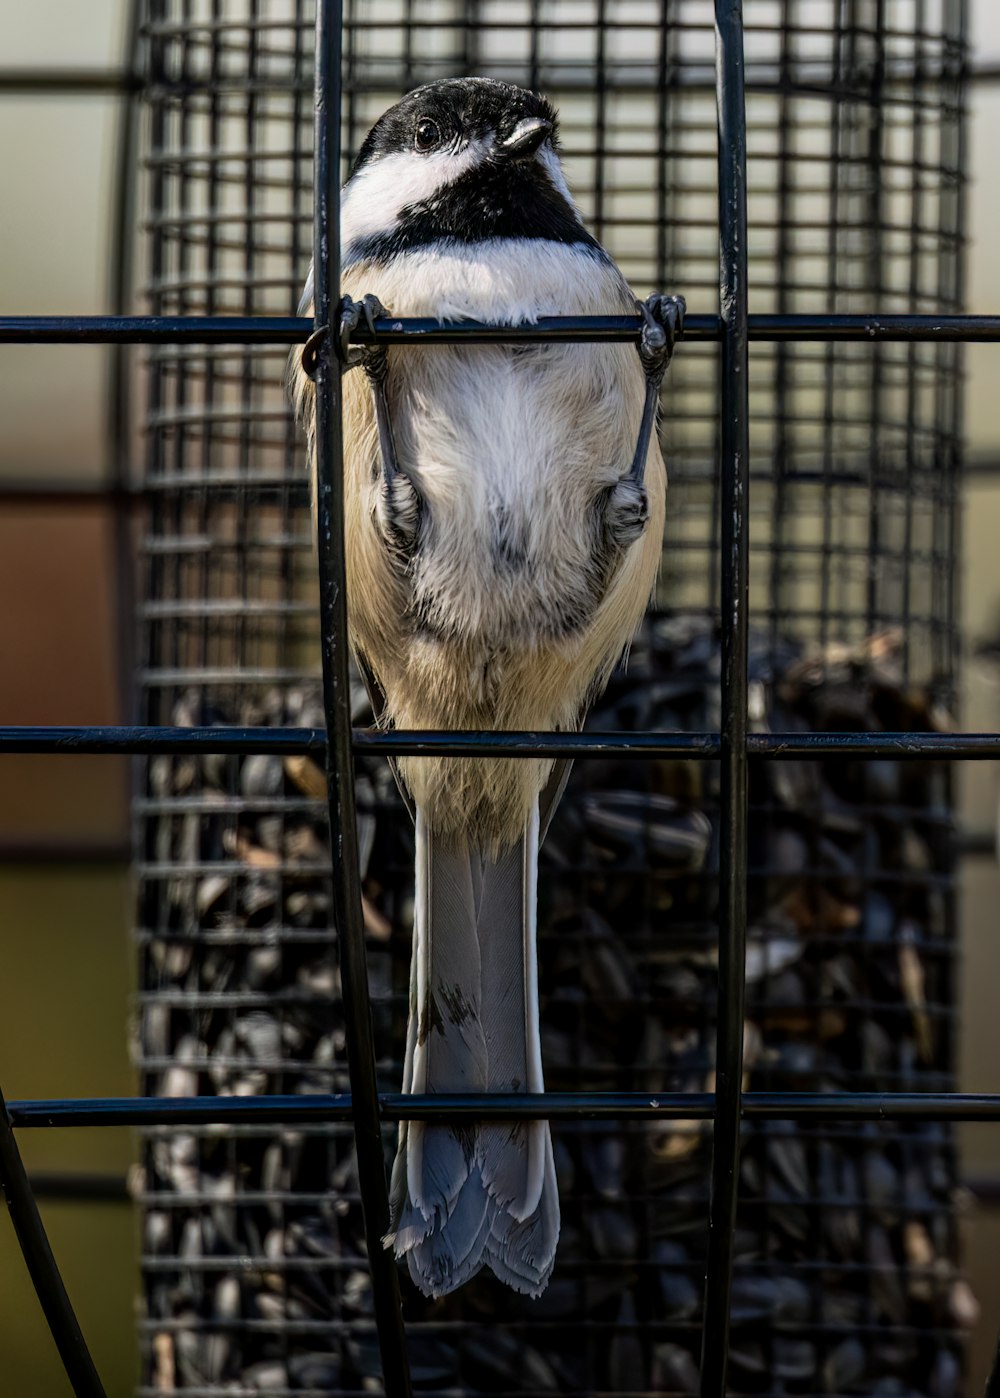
[501,117,553,159]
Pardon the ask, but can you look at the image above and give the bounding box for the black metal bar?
[0,315,309,344]
[2,824,995,867]
[134,13,967,34]
[750,732,995,757]
[962,1174,1000,1205]
[702,6,749,1398]
[368,731,1000,759]
[10,1092,1000,1127]
[0,1085,107,1398]
[0,69,142,95]
[0,725,326,755]
[0,483,136,503]
[310,3,411,1393]
[26,1173,129,1203]
[0,725,998,759]
[11,62,1000,100]
[106,0,143,732]
[956,827,1000,858]
[8,312,1000,345]
[0,839,131,866]
[986,1327,1000,1398]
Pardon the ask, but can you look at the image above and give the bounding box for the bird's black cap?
[344,78,605,261]
[351,78,559,175]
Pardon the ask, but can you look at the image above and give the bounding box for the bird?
[289,76,683,1300]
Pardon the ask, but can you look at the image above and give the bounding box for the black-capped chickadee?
[289,76,683,1300]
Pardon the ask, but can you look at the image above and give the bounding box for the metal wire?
[3,312,1000,343]
[3,724,1000,759]
[309,1,410,1388]
[0,1087,107,1398]
[14,1091,1000,1127]
[700,8,750,1395]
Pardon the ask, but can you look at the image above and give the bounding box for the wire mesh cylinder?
[133,1,970,1393]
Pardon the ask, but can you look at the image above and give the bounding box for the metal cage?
[132,2,970,1395]
[2,2,999,1398]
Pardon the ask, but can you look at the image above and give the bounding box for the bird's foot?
[376,470,421,555]
[600,293,685,552]
[300,294,389,376]
[338,293,388,371]
[636,292,686,386]
[604,477,649,549]
[338,295,422,554]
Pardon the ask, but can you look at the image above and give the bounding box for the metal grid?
[1,2,998,1398]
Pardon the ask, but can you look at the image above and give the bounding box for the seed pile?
[137,616,973,1394]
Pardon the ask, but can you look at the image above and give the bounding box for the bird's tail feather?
[385,799,560,1297]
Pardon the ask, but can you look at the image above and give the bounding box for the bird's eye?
[415,118,441,152]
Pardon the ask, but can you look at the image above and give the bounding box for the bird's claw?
[636,293,686,382]
[339,293,389,371]
[299,294,389,377]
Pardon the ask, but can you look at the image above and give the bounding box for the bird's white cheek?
[537,146,577,213]
[341,142,490,252]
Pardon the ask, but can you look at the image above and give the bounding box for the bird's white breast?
[343,239,645,649]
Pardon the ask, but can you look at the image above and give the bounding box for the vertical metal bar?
[942,0,969,708]
[700,5,750,1398]
[986,1328,1000,1398]
[0,1085,106,1398]
[818,2,847,654]
[766,0,792,659]
[864,0,887,644]
[900,0,928,688]
[311,3,412,1393]
[106,0,142,727]
[593,0,608,242]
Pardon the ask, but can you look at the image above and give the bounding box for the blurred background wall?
[0,4,136,1395]
[4,1,1000,1393]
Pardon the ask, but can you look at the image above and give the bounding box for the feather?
[477,799,546,1221]
[484,1131,560,1297]
[355,650,415,824]
[386,800,560,1297]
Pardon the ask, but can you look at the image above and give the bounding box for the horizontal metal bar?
[3,312,1000,346]
[135,15,953,34]
[749,732,991,758]
[0,315,309,345]
[27,1172,129,1203]
[0,725,327,755]
[8,1092,1000,1126]
[0,725,996,759]
[0,840,130,866]
[0,69,140,95]
[358,731,1000,760]
[956,827,1000,857]
[3,62,994,101]
[0,482,132,506]
[343,313,1000,345]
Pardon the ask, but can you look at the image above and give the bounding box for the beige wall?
[0,5,135,1395]
[958,8,1000,1386]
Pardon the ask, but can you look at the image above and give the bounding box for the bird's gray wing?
[355,649,415,825]
[538,758,573,845]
